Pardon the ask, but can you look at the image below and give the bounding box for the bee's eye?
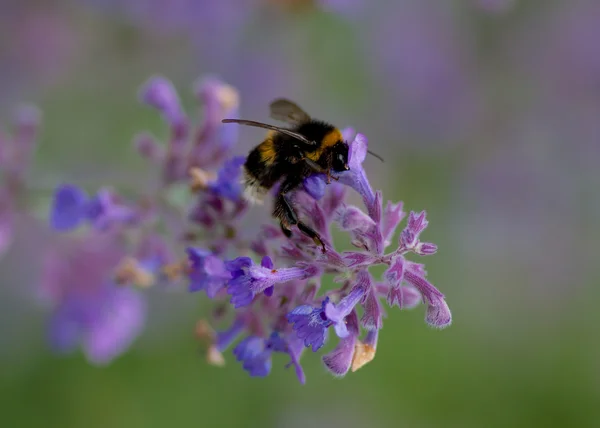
[333,151,349,172]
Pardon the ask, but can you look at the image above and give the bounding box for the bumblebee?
[222,99,381,253]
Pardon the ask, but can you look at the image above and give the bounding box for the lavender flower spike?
[226,257,319,308]
[44,74,452,382]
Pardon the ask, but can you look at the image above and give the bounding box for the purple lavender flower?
[42,235,146,365]
[226,256,319,308]
[207,156,246,201]
[322,310,359,377]
[324,271,370,338]
[302,174,327,200]
[187,247,231,297]
[50,184,88,231]
[50,185,139,232]
[233,332,305,383]
[233,335,272,377]
[43,74,451,383]
[137,75,240,184]
[287,297,332,352]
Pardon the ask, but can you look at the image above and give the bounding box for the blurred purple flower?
[42,235,146,364]
[207,156,246,201]
[50,184,138,232]
[137,75,240,184]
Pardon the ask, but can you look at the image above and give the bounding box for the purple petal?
[384,256,405,288]
[208,156,246,201]
[347,133,368,170]
[139,76,185,128]
[321,182,346,219]
[192,76,240,161]
[403,268,444,305]
[382,201,405,245]
[415,242,438,256]
[337,205,375,231]
[342,251,379,268]
[287,301,330,352]
[303,174,327,200]
[322,311,359,377]
[50,184,88,231]
[187,248,231,297]
[360,287,383,330]
[233,336,272,377]
[387,286,422,309]
[260,256,274,269]
[325,271,370,338]
[426,296,452,329]
[233,336,263,362]
[133,132,164,163]
[225,256,253,274]
[82,288,147,365]
[215,318,245,352]
[285,334,307,384]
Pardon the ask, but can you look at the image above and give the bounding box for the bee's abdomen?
[242,138,281,204]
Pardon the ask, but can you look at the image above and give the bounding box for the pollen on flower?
[162,260,188,282]
[351,342,376,372]
[114,257,155,288]
[189,167,215,192]
[207,345,226,367]
[195,319,215,341]
[214,84,239,114]
[194,320,226,367]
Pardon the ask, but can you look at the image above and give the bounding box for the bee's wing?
[269,99,311,125]
[221,119,317,146]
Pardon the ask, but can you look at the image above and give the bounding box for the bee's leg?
[302,158,338,183]
[280,221,292,238]
[274,187,326,253]
[296,221,327,253]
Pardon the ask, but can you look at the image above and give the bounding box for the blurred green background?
[1,1,599,427]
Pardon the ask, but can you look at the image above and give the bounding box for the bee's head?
[331,141,349,172]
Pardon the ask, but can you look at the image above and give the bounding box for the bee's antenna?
[367,150,384,163]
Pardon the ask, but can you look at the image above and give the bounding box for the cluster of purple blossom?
[7,75,451,382]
